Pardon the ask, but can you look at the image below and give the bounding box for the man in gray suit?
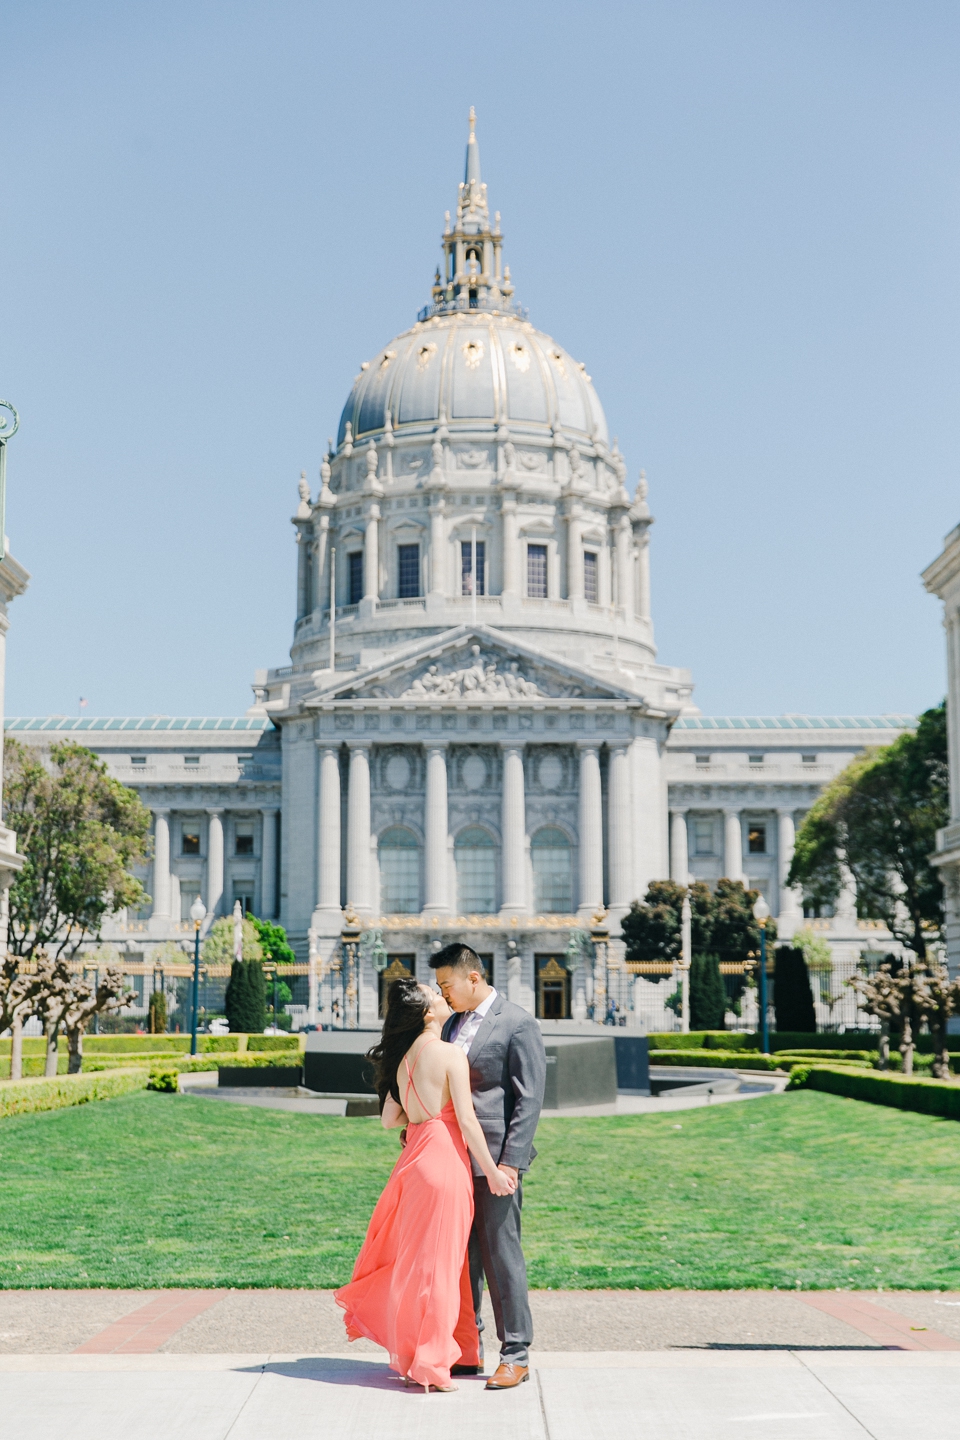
[431,942,547,1391]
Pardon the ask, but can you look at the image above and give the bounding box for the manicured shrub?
[225,961,267,1033]
[247,1034,300,1052]
[148,989,168,1034]
[649,1049,787,1073]
[147,1066,180,1092]
[689,954,726,1030]
[0,1068,149,1119]
[773,947,817,1034]
[789,1063,960,1119]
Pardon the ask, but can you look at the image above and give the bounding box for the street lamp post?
[680,891,692,1033]
[340,907,362,1030]
[189,895,207,1055]
[263,961,278,1029]
[754,895,771,1054]
[590,909,610,1025]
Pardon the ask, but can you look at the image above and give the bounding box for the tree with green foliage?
[773,947,816,1033]
[689,953,726,1029]
[248,915,296,966]
[3,739,152,961]
[202,916,263,965]
[224,959,267,1033]
[148,988,167,1034]
[788,703,948,961]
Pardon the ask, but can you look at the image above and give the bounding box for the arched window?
[455,827,497,914]
[531,827,573,914]
[379,828,420,914]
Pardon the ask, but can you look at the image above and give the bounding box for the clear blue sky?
[1,0,957,718]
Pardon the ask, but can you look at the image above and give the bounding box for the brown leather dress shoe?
[485,1362,529,1389]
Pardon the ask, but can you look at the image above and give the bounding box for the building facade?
[924,522,960,977]
[8,119,914,1028]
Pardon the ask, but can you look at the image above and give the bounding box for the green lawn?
[1,1089,959,1290]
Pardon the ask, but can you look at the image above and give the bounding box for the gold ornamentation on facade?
[462,339,484,370]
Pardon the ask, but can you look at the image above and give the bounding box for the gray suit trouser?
[468,1174,533,1367]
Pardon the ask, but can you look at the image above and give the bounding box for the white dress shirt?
[450,988,498,1056]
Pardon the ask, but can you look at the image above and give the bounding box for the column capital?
[723,805,741,818]
[315,739,339,752]
[205,806,224,816]
[152,806,171,817]
[345,737,373,751]
[260,804,280,816]
[575,739,601,752]
[670,805,689,816]
[777,806,797,818]
[497,738,525,752]
[423,739,448,753]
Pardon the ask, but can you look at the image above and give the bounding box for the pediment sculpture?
[401,646,542,699]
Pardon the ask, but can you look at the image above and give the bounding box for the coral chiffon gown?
[334,1038,480,1389]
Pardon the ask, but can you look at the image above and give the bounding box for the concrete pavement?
[4,1289,960,1438]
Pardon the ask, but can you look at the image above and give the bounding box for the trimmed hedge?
[649,1049,787,1073]
[0,1067,150,1118]
[788,1064,960,1119]
[647,1032,758,1052]
[246,1034,301,1052]
[775,1049,878,1063]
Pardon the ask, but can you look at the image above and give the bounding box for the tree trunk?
[931,1020,951,1080]
[900,1015,914,1076]
[878,1020,889,1071]
[44,1022,59,1077]
[67,1026,83,1074]
[9,1014,23,1081]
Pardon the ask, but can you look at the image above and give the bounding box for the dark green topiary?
[773,946,816,1034]
[689,953,726,1030]
[224,960,267,1034]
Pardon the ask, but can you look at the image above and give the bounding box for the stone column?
[295,528,309,620]
[429,499,446,595]
[346,742,372,914]
[314,514,330,617]
[615,517,631,611]
[723,808,744,882]
[566,508,583,600]
[423,744,450,913]
[316,745,342,915]
[501,494,518,597]
[670,808,689,885]
[777,808,803,934]
[607,743,633,911]
[577,744,604,916]
[500,744,527,916]
[636,532,651,620]
[206,808,224,917]
[363,504,380,604]
[151,810,171,919]
[260,808,278,919]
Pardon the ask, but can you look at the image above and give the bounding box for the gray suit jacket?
[442,993,547,1176]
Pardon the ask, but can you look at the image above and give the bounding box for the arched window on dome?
[455,827,497,914]
[378,828,421,914]
[531,827,574,915]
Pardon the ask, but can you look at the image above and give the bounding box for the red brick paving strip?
[73,1292,226,1354]
[798,1292,960,1351]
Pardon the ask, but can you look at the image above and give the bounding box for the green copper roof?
[5,717,273,732]
[673,715,916,731]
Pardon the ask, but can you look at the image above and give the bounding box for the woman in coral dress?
[335,977,516,1393]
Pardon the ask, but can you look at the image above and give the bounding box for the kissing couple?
[335,942,547,1393]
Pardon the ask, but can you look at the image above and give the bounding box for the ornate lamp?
[189,895,206,1055]
[753,894,771,1054]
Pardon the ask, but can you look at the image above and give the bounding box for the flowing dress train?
[334,1040,480,1389]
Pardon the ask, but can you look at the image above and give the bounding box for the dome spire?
[464,105,481,187]
[417,109,524,323]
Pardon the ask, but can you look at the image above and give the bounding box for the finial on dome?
[296,471,311,518]
[464,106,481,187]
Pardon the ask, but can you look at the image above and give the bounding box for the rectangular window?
[801,754,817,765]
[348,551,364,605]
[233,883,254,917]
[748,754,764,766]
[181,829,200,856]
[131,756,146,766]
[527,544,547,599]
[180,884,202,920]
[695,754,711,767]
[184,755,200,767]
[748,825,767,854]
[583,551,598,604]
[235,825,254,856]
[461,540,486,596]
[693,820,714,856]
[397,544,420,599]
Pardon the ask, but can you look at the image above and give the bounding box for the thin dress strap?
[403,1036,440,1121]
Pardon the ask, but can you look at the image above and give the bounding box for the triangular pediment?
[304,626,641,705]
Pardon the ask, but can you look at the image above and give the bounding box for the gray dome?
[337,313,609,448]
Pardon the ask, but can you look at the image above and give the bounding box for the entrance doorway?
[535,955,570,1020]
[379,954,415,1017]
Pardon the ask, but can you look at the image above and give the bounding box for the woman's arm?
[447,1050,516,1196]
[381,1094,408,1130]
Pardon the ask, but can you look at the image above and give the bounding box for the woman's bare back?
[401,1035,457,1122]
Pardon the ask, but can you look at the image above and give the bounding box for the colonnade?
[314,739,642,922]
[668,805,803,923]
[147,807,280,922]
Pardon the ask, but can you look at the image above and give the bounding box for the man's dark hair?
[429,942,483,975]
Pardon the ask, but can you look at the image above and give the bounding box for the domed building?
[251,111,695,1022]
[7,114,914,1034]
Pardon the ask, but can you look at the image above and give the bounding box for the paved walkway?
[3,1289,960,1437]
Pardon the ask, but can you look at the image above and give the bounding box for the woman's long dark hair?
[367,977,430,1107]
